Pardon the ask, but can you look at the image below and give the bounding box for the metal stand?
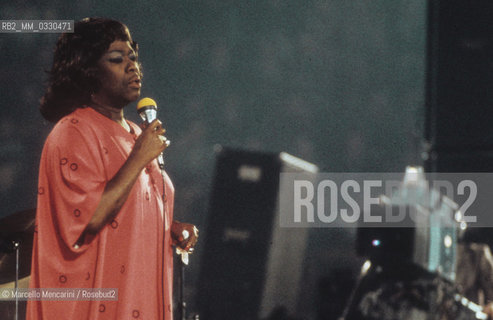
[14,240,19,320]
[178,257,186,320]
[339,260,372,320]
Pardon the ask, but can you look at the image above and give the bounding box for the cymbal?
[0,208,36,237]
[0,209,36,284]
[0,276,30,319]
[0,275,30,289]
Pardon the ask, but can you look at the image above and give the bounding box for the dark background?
[0,1,428,319]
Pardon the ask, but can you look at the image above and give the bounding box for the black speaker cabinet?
[425,0,493,174]
[427,150,493,172]
[198,147,318,320]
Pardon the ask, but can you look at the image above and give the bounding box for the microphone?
[137,97,166,169]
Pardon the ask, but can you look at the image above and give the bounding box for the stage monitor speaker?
[197,147,318,320]
[427,150,493,172]
[426,0,493,159]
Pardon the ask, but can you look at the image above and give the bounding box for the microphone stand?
[161,168,189,320]
[178,253,187,320]
[14,240,19,320]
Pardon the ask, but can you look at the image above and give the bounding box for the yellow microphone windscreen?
[137,97,157,111]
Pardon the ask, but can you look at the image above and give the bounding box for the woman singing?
[27,17,198,320]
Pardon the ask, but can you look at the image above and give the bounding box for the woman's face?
[94,39,141,108]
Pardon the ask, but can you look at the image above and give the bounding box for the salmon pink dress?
[27,107,174,320]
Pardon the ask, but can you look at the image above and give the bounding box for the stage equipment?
[345,167,487,319]
[425,0,493,172]
[0,208,36,320]
[357,166,461,281]
[0,209,35,283]
[343,260,488,320]
[426,0,493,150]
[198,147,318,320]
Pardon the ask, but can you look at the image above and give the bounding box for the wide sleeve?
[41,121,107,252]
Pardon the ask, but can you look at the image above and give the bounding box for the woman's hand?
[129,119,169,168]
[84,119,169,235]
[171,221,199,253]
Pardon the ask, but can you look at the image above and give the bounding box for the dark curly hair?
[40,17,139,122]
